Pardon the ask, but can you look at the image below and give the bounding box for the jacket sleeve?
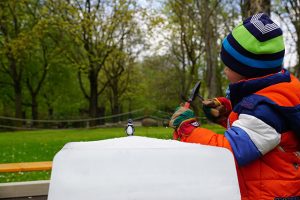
[226,97,283,166]
[185,126,262,167]
[184,127,232,152]
[184,102,282,166]
[225,113,280,166]
[184,125,270,167]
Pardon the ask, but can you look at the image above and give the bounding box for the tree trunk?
[202,1,222,98]
[111,87,120,123]
[89,68,98,126]
[112,104,120,122]
[31,95,38,127]
[204,19,218,98]
[43,94,54,119]
[8,56,23,127]
[48,108,53,119]
[14,83,22,127]
[278,0,300,78]
[128,98,132,119]
[241,0,271,19]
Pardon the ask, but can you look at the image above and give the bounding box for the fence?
[0,109,173,130]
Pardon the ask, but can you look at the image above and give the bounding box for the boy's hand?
[169,106,194,128]
[169,106,200,140]
[202,97,232,127]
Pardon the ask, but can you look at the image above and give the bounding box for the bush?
[141,118,158,127]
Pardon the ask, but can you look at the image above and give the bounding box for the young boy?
[169,13,300,200]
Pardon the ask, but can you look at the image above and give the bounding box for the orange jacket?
[181,70,300,199]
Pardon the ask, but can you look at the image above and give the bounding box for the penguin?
[125,119,135,136]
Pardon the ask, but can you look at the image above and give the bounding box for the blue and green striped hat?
[221,13,285,78]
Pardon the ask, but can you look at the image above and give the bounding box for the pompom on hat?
[220,13,285,78]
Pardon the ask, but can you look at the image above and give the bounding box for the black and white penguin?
[125,119,135,136]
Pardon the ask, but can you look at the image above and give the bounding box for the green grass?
[0,124,225,183]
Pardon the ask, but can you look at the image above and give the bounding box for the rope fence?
[0,108,208,130]
[0,109,145,123]
[0,108,175,130]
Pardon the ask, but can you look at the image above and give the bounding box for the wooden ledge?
[0,161,52,173]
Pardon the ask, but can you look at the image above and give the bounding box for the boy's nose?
[223,66,229,74]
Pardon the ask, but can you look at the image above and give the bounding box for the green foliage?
[40,62,86,119]
[139,55,182,111]
[0,0,297,126]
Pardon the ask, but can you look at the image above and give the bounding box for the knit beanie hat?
[220,13,285,78]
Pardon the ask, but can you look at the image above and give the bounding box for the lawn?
[0,124,225,183]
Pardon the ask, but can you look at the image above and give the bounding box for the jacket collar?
[229,69,291,106]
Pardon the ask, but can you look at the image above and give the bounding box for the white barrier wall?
[48,136,240,200]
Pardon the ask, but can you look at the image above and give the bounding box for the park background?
[0,0,299,183]
[0,0,299,128]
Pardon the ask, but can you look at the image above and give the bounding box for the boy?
[169,13,300,200]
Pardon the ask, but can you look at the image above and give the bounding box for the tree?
[50,0,141,125]
[165,0,227,100]
[104,50,133,121]
[277,0,300,78]
[0,0,37,125]
[196,0,224,97]
[240,0,271,19]
[140,55,181,111]
[103,5,142,121]
[41,61,85,120]
[165,0,203,101]
[24,41,48,123]
[22,1,54,122]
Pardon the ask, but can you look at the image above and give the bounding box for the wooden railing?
[0,161,52,199]
[0,161,52,173]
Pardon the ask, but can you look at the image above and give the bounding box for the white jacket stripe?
[232,114,281,155]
